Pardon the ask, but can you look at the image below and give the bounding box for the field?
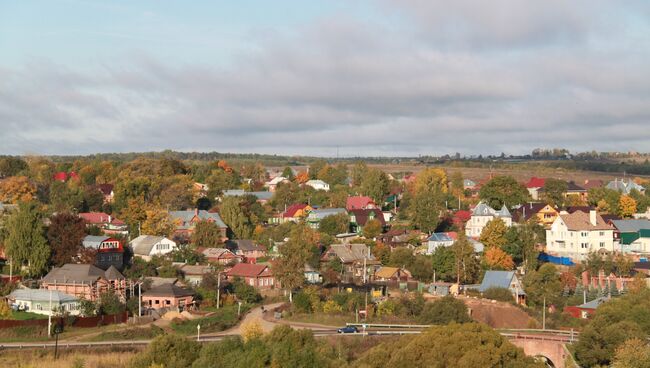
[0,347,140,368]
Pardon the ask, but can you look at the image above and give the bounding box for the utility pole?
[216,272,221,309]
[48,289,53,337]
[138,282,142,317]
[542,297,546,330]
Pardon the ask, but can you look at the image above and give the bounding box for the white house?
[130,235,178,261]
[265,176,289,192]
[427,233,455,254]
[465,202,512,238]
[305,179,330,191]
[8,289,79,316]
[545,210,615,261]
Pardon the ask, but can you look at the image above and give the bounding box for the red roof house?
[526,177,546,188]
[346,196,377,210]
[225,263,276,289]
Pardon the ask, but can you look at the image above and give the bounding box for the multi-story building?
[545,210,615,261]
[465,202,512,238]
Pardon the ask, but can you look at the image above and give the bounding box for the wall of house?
[546,220,615,260]
[465,215,512,238]
[143,296,192,309]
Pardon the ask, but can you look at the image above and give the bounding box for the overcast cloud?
[0,0,649,156]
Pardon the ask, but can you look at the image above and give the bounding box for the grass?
[11,311,49,320]
[0,346,139,368]
[283,312,350,327]
[171,304,251,335]
[83,325,166,342]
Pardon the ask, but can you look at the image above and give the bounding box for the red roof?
[79,212,125,225]
[346,196,376,210]
[283,203,308,218]
[97,184,114,196]
[53,172,68,182]
[526,177,546,188]
[227,263,270,278]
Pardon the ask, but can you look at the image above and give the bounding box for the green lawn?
[11,311,48,320]
[84,325,166,342]
[171,304,252,335]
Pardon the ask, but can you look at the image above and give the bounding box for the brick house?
[41,264,128,302]
[225,263,276,289]
[142,283,195,311]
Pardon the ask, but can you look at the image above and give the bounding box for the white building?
[465,202,512,238]
[545,210,615,261]
[8,289,79,316]
[305,179,330,191]
[130,235,178,261]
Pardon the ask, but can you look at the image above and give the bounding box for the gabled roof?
[611,219,650,233]
[96,184,114,196]
[582,180,603,190]
[200,247,238,259]
[428,232,455,242]
[578,296,608,310]
[226,239,265,253]
[326,244,374,263]
[180,264,212,275]
[267,176,288,185]
[9,289,77,303]
[104,265,125,280]
[227,263,270,277]
[471,202,511,218]
[526,177,546,188]
[479,271,524,295]
[43,263,124,284]
[169,210,227,229]
[130,235,174,255]
[143,283,194,298]
[83,235,110,248]
[308,208,347,220]
[305,179,329,188]
[346,196,376,210]
[512,203,557,222]
[559,211,613,231]
[606,179,646,194]
[375,266,400,279]
[349,208,385,226]
[79,212,125,225]
[566,181,586,192]
[283,203,309,218]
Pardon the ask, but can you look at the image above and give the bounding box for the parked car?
[337,326,358,334]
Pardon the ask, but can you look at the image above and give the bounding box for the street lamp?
[197,324,201,342]
[237,301,242,316]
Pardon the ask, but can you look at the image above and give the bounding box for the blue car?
[337,326,358,334]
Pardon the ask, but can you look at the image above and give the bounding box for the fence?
[0,311,129,329]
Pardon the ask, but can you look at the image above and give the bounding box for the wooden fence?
[0,311,129,329]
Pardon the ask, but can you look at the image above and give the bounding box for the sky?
[1,0,649,157]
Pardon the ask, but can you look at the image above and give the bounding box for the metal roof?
[9,289,78,303]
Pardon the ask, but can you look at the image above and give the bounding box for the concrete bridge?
[502,330,578,368]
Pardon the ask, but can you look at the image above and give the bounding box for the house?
[304,263,322,284]
[463,179,477,190]
[346,196,377,210]
[306,208,348,229]
[465,202,512,238]
[53,171,79,182]
[545,210,615,261]
[273,203,312,224]
[225,263,276,289]
[378,229,421,249]
[8,289,79,316]
[226,240,267,262]
[96,184,115,203]
[611,219,650,250]
[142,283,195,311]
[130,235,178,261]
[193,183,209,197]
[321,244,380,283]
[374,267,411,282]
[606,179,645,195]
[512,203,559,228]
[222,190,273,204]
[78,212,128,236]
[179,264,213,286]
[169,209,228,242]
[478,270,526,304]
[41,264,127,302]
[564,297,609,319]
[426,232,457,254]
[304,179,330,191]
[525,177,546,200]
[428,282,458,296]
[82,235,124,271]
[349,208,386,235]
[582,179,604,190]
[198,247,242,265]
[265,176,289,192]
[564,181,588,201]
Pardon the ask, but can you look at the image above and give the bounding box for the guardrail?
[345,323,430,329]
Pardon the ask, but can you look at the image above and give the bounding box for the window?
[600,242,605,247]
[166,300,171,305]
[581,232,588,237]
[599,232,605,236]
[249,279,254,286]
[36,304,42,310]
[581,243,589,249]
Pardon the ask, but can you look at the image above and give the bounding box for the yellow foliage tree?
[479,218,508,249]
[484,247,514,270]
[0,176,36,204]
[241,318,264,342]
[141,208,175,237]
[295,171,309,184]
[597,199,611,213]
[323,300,343,314]
[619,195,638,218]
[414,168,448,194]
[0,300,12,319]
[612,338,650,368]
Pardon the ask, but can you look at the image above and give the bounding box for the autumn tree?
[47,212,87,266]
[281,166,295,180]
[4,202,50,276]
[359,168,390,204]
[451,233,481,284]
[588,187,620,214]
[158,175,194,210]
[363,218,383,239]
[612,338,650,368]
[273,224,319,302]
[191,220,223,248]
[0,176,36,204]
[479,218,508,249]
[619,195,638,218]
[483,247,514,270]
[318,213,349,236]
[523,263,562,307]
[220,196,253,239]
[542,178,568,208]
[206,168,240,198]
[479,176,529,209]
[295,171,309,184]
[141,208,175,237]
[0,156,27,177]
[409,168,448,233]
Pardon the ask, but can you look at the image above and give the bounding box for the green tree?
[47,212,87,266]
[479,218,508,249]
[542,178,568,208]
[359,168,390,204]
[281,166,295,180]
[318,213,349,236]
[431,246,456,282]
[131,334,201,368]
[588,187,621,214]
[612,338,650,368]
[97,291,126,315]
[411,188,445,233]
[0,156,28,177]
[206,168,240,198]
[220,196,253,239]
[479,176,530,209]
[451,233,481,284]
[4,202,50,276]
[191,220,224,248]
[523,263,562,307]
[418,295,471,324]
[273,224,318,302]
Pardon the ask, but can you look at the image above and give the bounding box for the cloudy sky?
[1,1,649,157]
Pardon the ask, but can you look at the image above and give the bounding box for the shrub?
[241,319,264,342]
[323,300,343,314]
[482,287,514,303]
[418,296,471,325]
[130,334,201,368]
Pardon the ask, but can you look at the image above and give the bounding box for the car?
[337,326,358,334]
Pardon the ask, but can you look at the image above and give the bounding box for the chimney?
[589,210,597,226]
[195,208,199,216]
[108,215,112,224]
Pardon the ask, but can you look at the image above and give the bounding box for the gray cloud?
[0,1,649,156]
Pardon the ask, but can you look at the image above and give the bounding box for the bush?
[130,334,201,368]
[482,287,514,303]
[323,300,343,314]
[233,279,262,304]
[418,296,471,325]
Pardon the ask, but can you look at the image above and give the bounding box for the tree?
[191,220,223,247]
[363,219,383,239]
[588,187,621,214]
[141,208,175,237]
[220,196,253,239]
[479,218,508,249]
[0,176,36,204]
[612,338,650,368]
[158,175,194,210]
[0,300,11,319]
[273,224,318,302]
[130,334,201,368]
[483,287,515,302]
[97,291,125,315]
[4,202,50,276]
[47,212,87,266]
[418,296,472,324]
[388,247,415,269]
[206,168,240,198]
[281,166,295,180]
[451,233,481,284]
[479,176,529,209]
[0,156,28,177]
[241,319,264,342]
[411,188,445,233]
[619,195,638,218]
[483,247,514,270]
[432,246,456,282]
[119,196,147,238]
[318,213,349,236]
[359,168,390,204]
[523,263,562,307]
[542,179,568,208]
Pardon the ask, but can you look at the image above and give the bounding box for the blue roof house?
[479,270,526,304]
